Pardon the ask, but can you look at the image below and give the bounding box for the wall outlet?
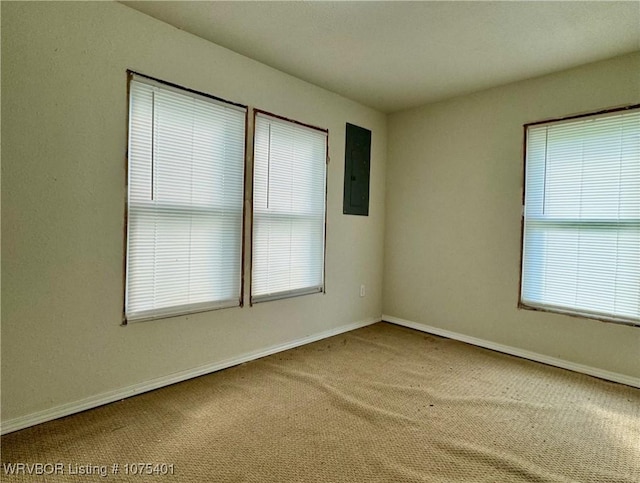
[360,284,366,297]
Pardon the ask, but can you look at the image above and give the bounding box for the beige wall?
[1,2,386,423]
[384,52,640,378]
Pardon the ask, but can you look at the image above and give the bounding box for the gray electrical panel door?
[343,123,371,216]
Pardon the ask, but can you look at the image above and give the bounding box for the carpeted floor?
[2,322,639,482]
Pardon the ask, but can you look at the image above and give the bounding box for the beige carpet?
[2,322,639,482]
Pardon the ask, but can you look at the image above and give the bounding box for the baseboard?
[382,315,640,389]
[1,316,380,435]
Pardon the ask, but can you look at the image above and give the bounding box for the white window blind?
[125,75,246,322]
[252,113,327,303]
[521,107,640,325]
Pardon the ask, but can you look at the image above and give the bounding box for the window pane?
[252,113,327,302]
[125,76,246,322]
[521,108,640,324]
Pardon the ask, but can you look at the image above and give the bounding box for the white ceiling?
[121,1,640,113]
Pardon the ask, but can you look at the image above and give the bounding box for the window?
[520,106,640,326]
[125,74,246,322]
[251,112,328,303]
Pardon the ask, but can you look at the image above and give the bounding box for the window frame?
[249,109,329,305]
[122,71,249,324]
[518,103,640,327]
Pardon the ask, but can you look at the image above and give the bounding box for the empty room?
[1,1,639,481]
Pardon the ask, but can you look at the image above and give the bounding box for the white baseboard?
[1,316,380,435]
[382,315,640,389]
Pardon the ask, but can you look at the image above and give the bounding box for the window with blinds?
[521,106,640,325]
[125,74,246,322]
[252,112,328,303]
